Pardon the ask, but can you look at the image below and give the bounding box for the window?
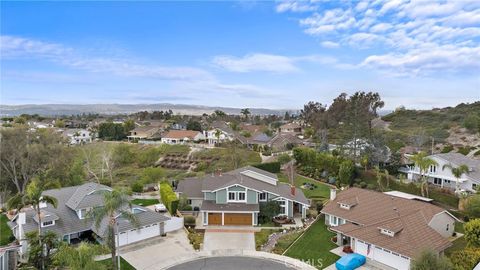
[259,192,267,201]
[433,178,442,185]
[278,199,287,215]
[227,191,246,202]
[42,221,53,227]
[446,224,449,231]
[238,192,246,201]
[187,199,192,205]
[430,165,437,173]
[473,183,478,190]
[228,192,236,201]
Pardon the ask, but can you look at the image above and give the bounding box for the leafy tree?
[7,180,58,270]
[68,158,86,186]
[55,119,65,128]
[411,151,438,197]
[258,201,281,224]
[98,122,126,140]
[442,163,470,192]
[113,144,136,165]
[141,167,165,184]
[0,127,66,193]
[360,155,369,172]
[338,160,354,187]
[91,189,139,270]
[186,120,202,131]
[123,119,135,133]
[465,195,480,218]
[411,250,452,270]
[240,108,251,119]
[464,218,480,247]
[54,242,108,270]
[277,154,292,165]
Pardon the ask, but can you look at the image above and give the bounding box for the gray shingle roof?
[33,210,59,223]
[201,201,259,212]
[432,153,480,181]
[65,182,112,210]
[176,178,204,198]
[15,183,169,238]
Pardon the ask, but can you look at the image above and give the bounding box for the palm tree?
[214,129,222,144]
[374,165,384,191]
[410,152,438,198]
[7,180,58,270]
[442,163,470,193]
[91,189,139,270]
[240,108,250,120]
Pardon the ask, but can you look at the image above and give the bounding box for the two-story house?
[63,129,93,145]
[322,187,457,270]
[204,121,235,145]
[176,166,310,226]
[402,152,480,192]
[279,122,302,134]
[7,182,170,256]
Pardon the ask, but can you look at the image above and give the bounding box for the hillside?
[381,101,480,155]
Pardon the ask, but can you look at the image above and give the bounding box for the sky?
[1,0,479,110]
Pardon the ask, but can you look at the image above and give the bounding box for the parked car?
[335,253,366,270]
[154,203,167,213]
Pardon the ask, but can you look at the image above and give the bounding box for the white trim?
[212,183,262,193]
[203,210,259,213]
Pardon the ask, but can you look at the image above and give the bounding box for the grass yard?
[130,198,159,206]
[272,230,304,254]
[255,229,280,250]
[284,217,339,269]
[0,214,14,246]
[278,173,331,200]
[98,256,135,270]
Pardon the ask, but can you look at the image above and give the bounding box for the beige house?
[279,122,302,133]
[160,130,205,144]
[127,126,161,141]
[322,187,457,270]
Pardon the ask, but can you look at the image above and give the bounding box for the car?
[154,203,167,213]
[335,253,366,270]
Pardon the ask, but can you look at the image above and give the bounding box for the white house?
[63,129,93,145]
[161,130,205,145]
[403,152,480,192]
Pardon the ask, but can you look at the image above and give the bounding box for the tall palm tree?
[7,180,58,270]
[214,129,222,144]
[410,152,438,198]
[442,163,470,193]
[91,189,139,270]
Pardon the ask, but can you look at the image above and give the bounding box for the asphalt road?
[167,256,297,270]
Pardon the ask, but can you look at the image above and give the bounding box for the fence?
[164,216,184,233]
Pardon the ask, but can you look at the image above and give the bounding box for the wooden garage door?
[208,213,222,225]
[224,213,252,225]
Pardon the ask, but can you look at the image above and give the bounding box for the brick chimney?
[290,185,296,196]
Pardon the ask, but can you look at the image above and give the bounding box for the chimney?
[290,185,296,196]
[330,189,337,201]
[18,212,26,225]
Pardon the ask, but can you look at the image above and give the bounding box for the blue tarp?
[335,253,366,270]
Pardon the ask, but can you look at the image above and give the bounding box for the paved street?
[122,230,194,270]
[203,228,255,251]
[167,256,296,270]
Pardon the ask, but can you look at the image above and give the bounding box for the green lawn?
[130,199,159,206]
[272,230,303,254]
[278,173,331,200]
[0,214,14,246]
[255,229,280,250]
[284,217,340,269]
[98,256,135,270]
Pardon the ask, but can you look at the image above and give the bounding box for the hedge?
[253,162,281,173]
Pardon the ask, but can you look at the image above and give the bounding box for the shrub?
[441,144,454,153]
[138,147,162,167]
[457,147,471,155]
[253,162,281,173]
[131,181,143,193]
[450,247,480,270]
[360,182,367,188]
[411,250,452,270]
[184,216,196,225]
[366,184,376,190]
[113,144,136,165]
[464,219,480,247]
[474,149,480,156]
[465,195,480,219]
[258,201,281,224]
[277,154,292,165]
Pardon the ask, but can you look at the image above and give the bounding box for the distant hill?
[0,103,294,116]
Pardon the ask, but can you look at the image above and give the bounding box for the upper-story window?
[429,165,437,173]
[228,191,246,202]
[259,192,267,202]
[42,221,54,227]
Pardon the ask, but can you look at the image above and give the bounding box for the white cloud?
[276,0,317,13]
[212,53,336,73]
[287,0,480,76]
[320,41,340,48]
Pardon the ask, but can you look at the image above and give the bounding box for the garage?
[208,213,222,225]
[224,213,252,225]
[118,223,160,246]
[373,246,410,270]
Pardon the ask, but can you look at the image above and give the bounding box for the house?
[402,152,480,192]
[176,166,310,226]
[170,122,187,130]
[127,126,162,142]
[267,133,304,152]
[0,244,20,270]
[279,122,302,134]
[7,182,170,256]
[63,129,93,145]
[322,187,457,270]
[204,121,235,145]
[160,130,205,144]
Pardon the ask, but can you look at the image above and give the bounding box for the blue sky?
[1,1,479,110]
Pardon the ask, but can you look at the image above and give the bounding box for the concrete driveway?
[203,228,255,251]
[121,229,194,270]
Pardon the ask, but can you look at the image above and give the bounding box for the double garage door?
[118,223,160,246]
[355,240,410,270]
[208,213,252,226]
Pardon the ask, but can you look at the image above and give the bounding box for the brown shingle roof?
[163,130,202,139]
